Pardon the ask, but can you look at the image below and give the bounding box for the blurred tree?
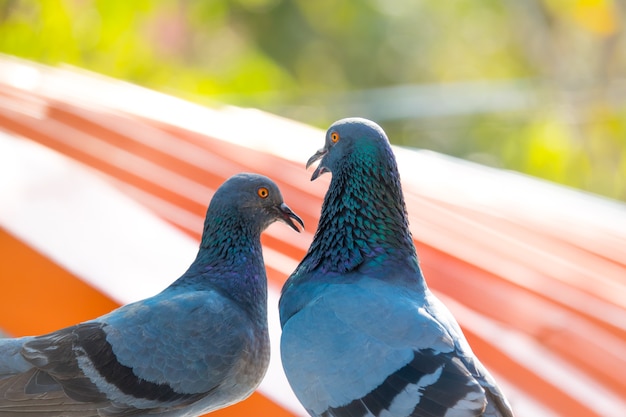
[0,0,624,200]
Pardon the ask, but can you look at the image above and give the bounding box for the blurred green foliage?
[1,0,625,200]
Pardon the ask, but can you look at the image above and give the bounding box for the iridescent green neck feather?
[300,137,418,275]
[172,207,267,318]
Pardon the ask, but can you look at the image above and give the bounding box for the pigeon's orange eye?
[331,132,340,143]
[257,187,269,198]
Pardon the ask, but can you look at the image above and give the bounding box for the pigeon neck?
[304,142,419,275]
[174,211,268,317]
[199,218,265,270]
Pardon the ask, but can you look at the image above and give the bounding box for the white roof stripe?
[438,293,626,417]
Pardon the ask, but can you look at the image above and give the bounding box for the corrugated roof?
[0,55,625,417]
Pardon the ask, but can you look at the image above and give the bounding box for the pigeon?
[279,118,514,417]
[0,172,304,417]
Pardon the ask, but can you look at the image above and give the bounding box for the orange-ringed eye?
[257,187,269,198]
[331,132,340,143]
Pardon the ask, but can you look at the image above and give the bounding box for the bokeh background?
[1,0,625,201]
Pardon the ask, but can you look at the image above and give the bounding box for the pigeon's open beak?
[306,148,328,181]
[278,203,304,232]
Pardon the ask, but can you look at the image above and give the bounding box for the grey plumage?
[279,118,514,417]
[0,173,303,416]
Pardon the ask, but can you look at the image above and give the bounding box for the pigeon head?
[207,173,304,235]
[306,117,390,181]
[192,172,303,288]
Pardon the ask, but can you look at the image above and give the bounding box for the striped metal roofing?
[0,55,625,417]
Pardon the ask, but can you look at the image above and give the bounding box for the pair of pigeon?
[0,118,514,417]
